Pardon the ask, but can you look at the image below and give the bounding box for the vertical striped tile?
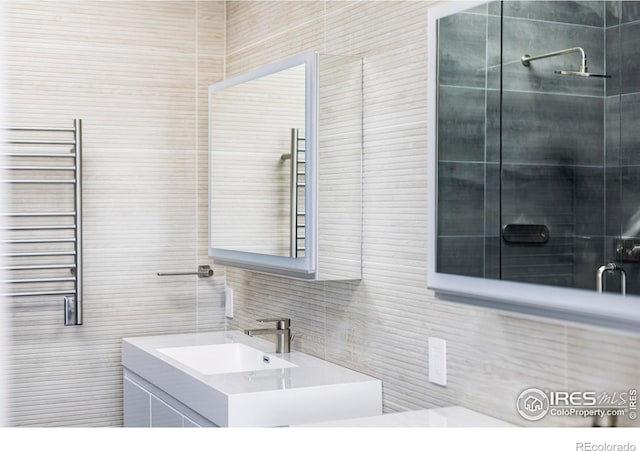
[4,1,226,427]
[224,0,640,427]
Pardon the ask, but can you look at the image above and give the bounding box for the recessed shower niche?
[428,1,640,331]
[209,53,362,280]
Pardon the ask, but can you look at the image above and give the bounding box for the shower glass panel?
[436,0,640,297]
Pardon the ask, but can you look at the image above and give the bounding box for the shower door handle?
[596,263,626,296]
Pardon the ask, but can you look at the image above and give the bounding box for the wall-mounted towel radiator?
[2,119,83,326]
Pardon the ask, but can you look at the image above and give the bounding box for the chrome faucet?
[244,318,291,353]
[596,262,627,296]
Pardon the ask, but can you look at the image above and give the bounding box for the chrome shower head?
[522,47,612,79]
[555,70,611,78]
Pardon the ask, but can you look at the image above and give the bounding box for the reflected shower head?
[522,47,612,79]
[555,70,611,78]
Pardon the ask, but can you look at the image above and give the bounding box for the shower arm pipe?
[521,47,586,71]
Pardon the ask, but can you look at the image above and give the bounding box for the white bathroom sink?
[122,331,382,426]
[157,342,297,375]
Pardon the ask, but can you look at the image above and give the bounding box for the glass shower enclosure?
[436,0,640,297]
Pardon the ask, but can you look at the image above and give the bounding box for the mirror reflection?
[436,1,640,296]
[210,64,306,258]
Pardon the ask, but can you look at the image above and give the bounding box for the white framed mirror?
[209,52,362,280]
[427,1,640,332]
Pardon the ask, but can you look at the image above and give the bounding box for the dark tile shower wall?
[438,1,615,290]
[436,5,491,277]
[499,2,606,289]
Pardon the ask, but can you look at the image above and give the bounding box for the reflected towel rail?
[3,119,83,325]
[289,128,299,257]
[287,128,306,258]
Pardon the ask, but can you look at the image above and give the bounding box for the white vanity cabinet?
[209,52,363,280]
[123,371,215,427]
[123,376,150,427]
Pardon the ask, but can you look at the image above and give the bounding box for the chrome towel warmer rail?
[2,119,83,326]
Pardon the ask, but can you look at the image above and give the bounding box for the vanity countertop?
[122,330,382,427]
[296,406,515,427]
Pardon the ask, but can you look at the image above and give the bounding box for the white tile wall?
[3,1,226,426]
[224,0,640,427]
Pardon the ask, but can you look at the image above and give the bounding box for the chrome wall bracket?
[64,296,80,326]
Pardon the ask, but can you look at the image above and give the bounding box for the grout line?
[323,1,327,53]
[483,9,489,278]
[441,84,605,99]
[605,17,640,29]
[363,120,427,134]
[7,38,223,58]
[225,12,321,59]
[223,0,227,80]
[195,0,201,331]
[440,160,607,169]
[497,14,606,30]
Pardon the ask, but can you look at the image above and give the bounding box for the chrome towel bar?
[2,225,76,231]
[7,126,75,132]
[5,290,76,298]
[7,140,76,145]
[4,251,76,258]
[3,238,75,244]
[1,152,76,158]
[3,264,76,271]
[5,277,76,284]
[2,212,76,217]
[3,165,76,171]
[157,265,214,278]
[3,179,76,184]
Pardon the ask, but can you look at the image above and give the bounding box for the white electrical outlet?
[428,337,447,386]
[225,287,234,318]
